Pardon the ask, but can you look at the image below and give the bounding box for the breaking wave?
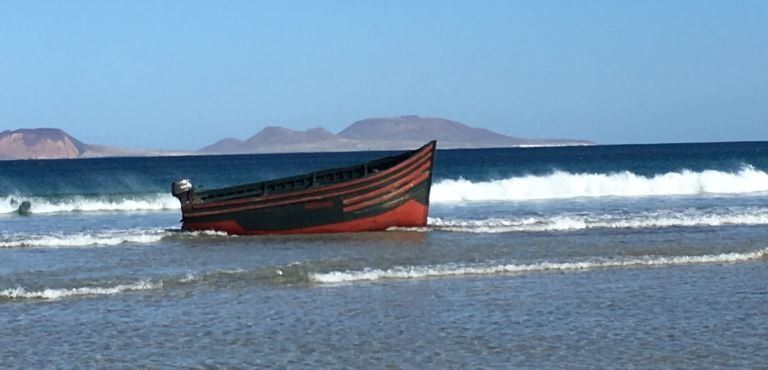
[0,229,170,248]
[430,165,768,202]
[310,248,768,283]
[3,166,766,215]
[0,280,160,300]
[422,208,768,233]
[0,193,179,215]
[0,228,232,248]
[6,247,767,299]
[0,267,285,301]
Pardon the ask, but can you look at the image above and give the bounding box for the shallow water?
[2,142,768,368]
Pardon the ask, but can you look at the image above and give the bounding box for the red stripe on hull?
[183,199,428,235]
[342,161,431,206]
[343,172,430,212]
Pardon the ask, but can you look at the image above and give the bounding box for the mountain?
[199,115,592,154]
[199,127,346,154]
[0,128,88,159]
[198,137,246,154]
[1,116,593,159]
[0,128,185,160]
[247,127,341,146]
[339,116,522,145]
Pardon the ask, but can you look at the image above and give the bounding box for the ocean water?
[1,142,768,368]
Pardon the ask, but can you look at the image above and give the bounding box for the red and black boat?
[171,141,436,235]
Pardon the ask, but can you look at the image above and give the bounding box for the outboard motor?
[172,179,194,203]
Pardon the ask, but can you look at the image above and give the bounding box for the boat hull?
[179,142,435,235]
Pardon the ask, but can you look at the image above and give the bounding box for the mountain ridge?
[0,128,186,160]
[199,115,593,154]
[1,116,593,160]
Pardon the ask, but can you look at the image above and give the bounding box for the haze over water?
[2,142,768,367]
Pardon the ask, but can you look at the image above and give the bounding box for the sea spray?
[0,193,179,214]
[430,165,768,202]
[2,166,767,215]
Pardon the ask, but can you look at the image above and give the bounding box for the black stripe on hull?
[182,177,431,232]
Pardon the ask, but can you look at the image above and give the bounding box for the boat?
[171,141,436,235]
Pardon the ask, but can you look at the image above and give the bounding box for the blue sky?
[1,1,766,149]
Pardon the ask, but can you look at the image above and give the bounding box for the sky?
[0,1,766,150]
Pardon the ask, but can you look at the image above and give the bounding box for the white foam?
[0,280,160,300]
[0,193,179,214]
[514,143,593,148]
[430,165,768,202]
[179,229,233,237]
[310,248,768,283]
[180,272,198,283]
[425,210,768,233]
[0,229,170,248]
[0,226,244,248]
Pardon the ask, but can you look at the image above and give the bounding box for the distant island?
[0,116,592,160]
[0,128,184,160]
[201,116,592,153]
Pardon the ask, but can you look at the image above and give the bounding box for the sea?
[1,142,768,368]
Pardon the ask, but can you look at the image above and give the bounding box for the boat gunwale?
[182,150,433,218]
[195,150,408,200]
[185,141,436,211]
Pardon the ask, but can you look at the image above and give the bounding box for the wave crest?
[0,229,170,248]
[423,209,768,233]
[0,280,159,300]
[311,248,768,283]
[0,228,236,249]
[430,165,768,202]
[0,193,179,215]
